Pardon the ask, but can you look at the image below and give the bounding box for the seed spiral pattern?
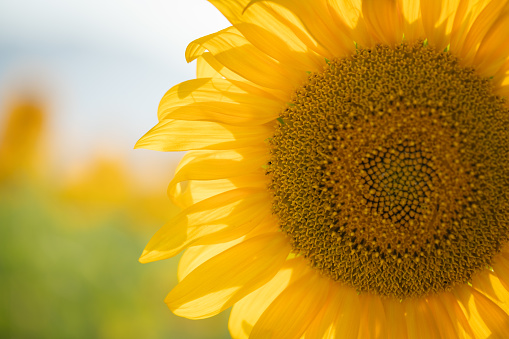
[268,42,509,298]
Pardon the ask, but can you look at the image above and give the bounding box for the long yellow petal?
[301,296,336,339]
[332,283,361,339]
[139,187,269,263]
[303,282,364,339]
[358,293,388,339]
[165,232,291,319]
[427,294,462,339]
[194,53,300,103]
[493,251,509,293]
[473,5,509,77]
[383,298,408,339]
[178,215,275,282]
[157,77,282,123]
[327,0,373,47]
[362,0,404,45]
[193,203,276,246]
[250,269,331,339]
[169,173,268,209]
[197,51,248,83]
[399,0,425,41]
[440,292,475,338]
[186,26,305,92]
[169,148,268,185]
[178,238,244,282]
[248,0,356,58]
[454,283,509,337]
[228,257,310,339]
[405,298,440,339]
[162,101,278,127]
[472,270,509,314]
[420,0,462,50]
[493,60,509,95]
[135,119,273,152]
[168,150,267,206]
[451,0,505,64]
[196,54,222,78]
[207,0,323,72]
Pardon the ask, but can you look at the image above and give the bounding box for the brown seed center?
[268,42,509,298]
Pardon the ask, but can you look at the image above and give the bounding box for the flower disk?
[269,42,509,298]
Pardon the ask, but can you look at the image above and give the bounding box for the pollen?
[267,42,509,298]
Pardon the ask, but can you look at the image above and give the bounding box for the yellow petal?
[301,297,336,339]
[186,26,304,92]
[303,283,362,339]
[139,187,269,263]
[454,283,509,337]
[427,294,463,339]
[248,0,356,58]
[473,5,509,77]
[192,52,293,102]
[405,298,440,339]
[332,283,361,338]
[399,0,425,41]
[163,99,279,126]
[196,51,248,83]
[328,0,373,47]
[250,269,331,339]
[493,59,509,93]
[451,0,504,64]
[170,173,268,209]
[207,0,323,71]
[383,298,408,339]
[178,214,276,282]
[358,293,388,339]
[498,84,509,98]
[135,119,273,152]
[440,291,475,339]
[169,147,268,185]
[362,0,404,45]
[228,257,310,339]
[420,0,462,50]
[168,150,267,206]
[493,251,509,293]
[472,270,509,314]
[193,204,276,246]
[196,54,223,78]
[178,238,244,282]
[157,77,282,123]
[166,232,291,319]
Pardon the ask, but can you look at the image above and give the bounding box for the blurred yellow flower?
[58,157,176,228]
[0,95,46,182]
[137,0,509,338]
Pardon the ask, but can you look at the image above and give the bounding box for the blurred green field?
[0,178,231,339]
[0,99,231,339]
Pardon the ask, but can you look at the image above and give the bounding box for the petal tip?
[139,250,155,264]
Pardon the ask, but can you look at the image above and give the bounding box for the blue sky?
[0,0,229,184]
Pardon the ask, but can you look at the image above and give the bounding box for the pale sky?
[0,0,230,185]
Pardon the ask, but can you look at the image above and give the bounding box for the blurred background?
[0,0,231,338]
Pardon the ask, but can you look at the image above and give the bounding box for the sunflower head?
[137,0,509,337]
[269,40,509,299]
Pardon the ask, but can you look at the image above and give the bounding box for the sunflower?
[136,0,509,337]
